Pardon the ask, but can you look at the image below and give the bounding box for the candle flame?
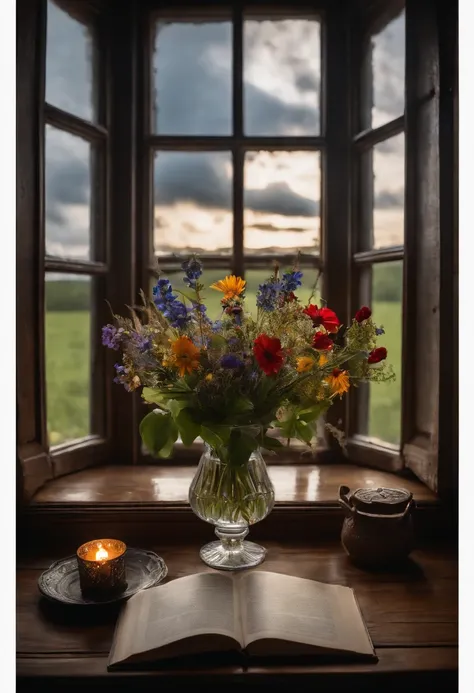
[95,543,108,561]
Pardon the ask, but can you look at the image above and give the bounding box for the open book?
[108,571,376,669]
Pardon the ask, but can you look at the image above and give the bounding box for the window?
[16,0,455,498]
[43,0,109,470]
[348,6,405,469]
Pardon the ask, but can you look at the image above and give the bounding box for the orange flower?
[210,275,246,300]
[170,336,201,377]
[326,368,350,396]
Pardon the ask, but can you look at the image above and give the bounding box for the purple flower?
[113,363,130,390]
[375,326,385,336]
[220,354,244,369]
[212,320,223,332]
[102,325,124,350]
[133,333,152,353]
[281,270,303,293]
[182,256,203,289]
[256,280,283,312]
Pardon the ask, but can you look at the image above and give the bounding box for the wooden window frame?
[17,0,457,501]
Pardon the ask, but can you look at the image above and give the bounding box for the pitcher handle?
[338,485,354,517]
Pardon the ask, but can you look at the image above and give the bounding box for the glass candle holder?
[76,539,127,598]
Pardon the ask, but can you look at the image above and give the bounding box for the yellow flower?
[210,275,246,300]
[170,336,201,377]
[326,368,350,396]
[205,373,213,381]
[296,356,314,373]
[318,353,328,367]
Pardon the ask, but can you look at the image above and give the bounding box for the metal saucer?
[38,548,168,606]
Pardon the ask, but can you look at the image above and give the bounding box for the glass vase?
[189,445,275,570]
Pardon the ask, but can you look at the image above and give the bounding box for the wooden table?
[17,541,458,691]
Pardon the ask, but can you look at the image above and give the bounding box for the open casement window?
[18,0,111,498]
[348,0,457,496]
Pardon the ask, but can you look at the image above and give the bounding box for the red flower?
[303,304,340,333]
[313,332,334,350]
[253,334,285,375]
[355,305,372,322]
[368,347,387,364]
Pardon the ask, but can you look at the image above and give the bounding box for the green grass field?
[46,271,401,446]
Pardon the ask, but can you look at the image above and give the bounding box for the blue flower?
[211,320,223,332]
[281,270,303,293]
[220,354,244,369]
[256,280,283,311]
[181,256,203,290]
[113,363,130,390]
[153,278,190,328]
[102,325,124,350]
[375,327,385,336]
[133,333,152,353]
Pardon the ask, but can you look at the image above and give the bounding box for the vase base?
[199,540,267,571]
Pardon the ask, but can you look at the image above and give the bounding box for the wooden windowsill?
[32,463,436,505]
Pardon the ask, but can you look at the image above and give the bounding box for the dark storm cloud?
[375,189,404,209]
[154,152,319,218]
[248,223,309,233]
[154,21,319,136]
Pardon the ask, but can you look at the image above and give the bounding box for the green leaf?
[200,424,231,450]
[176,409,201,446]
[297,402,329,423]
[141,388,167,406]
[209,334,227,349]
[261,435,284,451]
[228,430,259,466]
[166,399,190,417]
[157,419,179,458]
[139,411,174,456]
[295,419,313,444]
[225,396,254,418]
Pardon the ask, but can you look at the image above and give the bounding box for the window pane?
[153,21,232,135]
[45,126,94,261]
[244,18,320,136]
[244,268,321,320]
[153,151,233,256]
[370,9,405,129]
[364,261,402,445]
[371,133,405,249]
[45,274,92,446]
[244,151,320,255]
[46,0,96,121]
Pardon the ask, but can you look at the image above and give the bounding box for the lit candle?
[77,539,127,598]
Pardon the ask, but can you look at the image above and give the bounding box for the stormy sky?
[44,0,405,262]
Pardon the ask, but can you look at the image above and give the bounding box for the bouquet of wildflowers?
[102,256,394,467]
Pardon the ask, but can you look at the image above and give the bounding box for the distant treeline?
[46,263,403,312]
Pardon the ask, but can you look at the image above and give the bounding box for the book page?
[239,571,374,657]
[109,572,243,666]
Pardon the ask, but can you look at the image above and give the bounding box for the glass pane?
[366,261,402,445]
[45,274,92,446]
[244,151,320,254]
[153,151,233,256]
[46,0,96,121]
[370,9,405,129]
[244,18,320,136]
[371,133,405,249]
[244,268,321,320]
[45,125,93,260]
[153,21,232,135]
